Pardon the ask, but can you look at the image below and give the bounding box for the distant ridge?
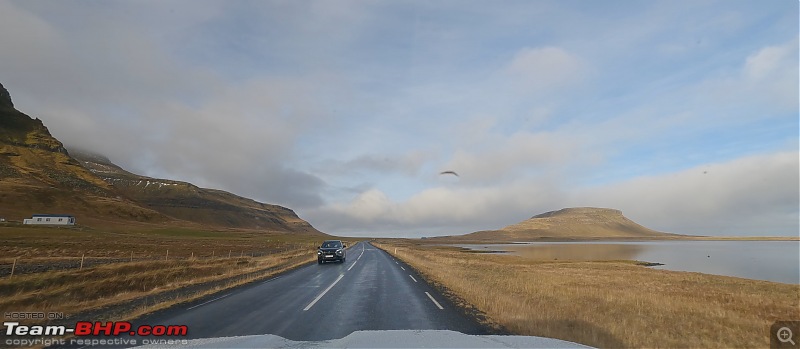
[458,207,680,241]
[70,149,321,233]
[0,81,322,234]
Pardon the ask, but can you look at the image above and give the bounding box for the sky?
[0,0,797,237]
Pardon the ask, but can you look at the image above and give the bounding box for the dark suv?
[317,240,346,264]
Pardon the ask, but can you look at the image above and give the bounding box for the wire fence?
[0,243,320,278]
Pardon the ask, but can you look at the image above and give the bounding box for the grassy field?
[376,241,800,348]
[0,225,340,323]
[0,225,322,261]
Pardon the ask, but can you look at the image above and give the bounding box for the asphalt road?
[126,241,489,342]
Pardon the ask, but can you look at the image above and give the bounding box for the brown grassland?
[375,240,800,348]
[0,225,342,324]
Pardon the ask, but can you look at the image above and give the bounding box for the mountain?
[0,83,166,224]
[458,207,680,241]
[70,149,320,233]
[0,82,322,234]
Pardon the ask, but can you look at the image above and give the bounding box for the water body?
[456,241,800,284]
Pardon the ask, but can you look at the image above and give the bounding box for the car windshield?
[322,242,341,249]
[1,1,797,349]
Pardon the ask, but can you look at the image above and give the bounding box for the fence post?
[130,251,134,262]
[190,252,194,260]
[212,250,215,259]
[240,251,243,258]
[228,250,232,259]
[165,250,169,261]
[80,254,85,270]
[10,258,17,278]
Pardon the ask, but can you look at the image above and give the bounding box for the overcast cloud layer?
[1,0,797,237]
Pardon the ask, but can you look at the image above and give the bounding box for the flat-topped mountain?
[459,207,680,241]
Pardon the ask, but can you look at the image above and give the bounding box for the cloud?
[0,2,340,209]
[1,1,796,237]
[310,179,567,236]
[571,150,799,236]
[327,151,432,177]
[442,130,587,184]
[504,46,586,95]
[695,36,798,114]
[312,150,798,237]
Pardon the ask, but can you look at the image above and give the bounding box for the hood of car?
[133,330,593,348]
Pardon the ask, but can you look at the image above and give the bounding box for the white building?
[23,214,76,225]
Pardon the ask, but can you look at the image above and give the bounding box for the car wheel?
[317,259,322,264]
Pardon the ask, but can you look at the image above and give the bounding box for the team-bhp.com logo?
[4,321,188,347]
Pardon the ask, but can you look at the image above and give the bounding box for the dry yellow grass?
[0,250,314,318]
[376,241,800,348]
[0,226,342,324]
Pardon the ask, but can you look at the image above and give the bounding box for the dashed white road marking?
[425,292,444,310]
[348,259,358,271]
[304,274,344,311]
[400,266,405,271]
[409,275,417,282]
[187,293,231,310]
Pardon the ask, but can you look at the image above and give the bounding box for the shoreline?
[426,235,800,243]
[375,240,800,348]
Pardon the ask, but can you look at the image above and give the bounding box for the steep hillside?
[0,82,166,223]
[0,82,322,234]
[460,207,680,241]
[71,149,321,233]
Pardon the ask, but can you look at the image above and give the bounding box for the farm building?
[23,214,76,225]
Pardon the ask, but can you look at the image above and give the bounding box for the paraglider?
[439,170,459,177]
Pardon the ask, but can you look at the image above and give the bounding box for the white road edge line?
[187,293,231,310]
[348,259,358,271]
[409,275,417,282]
[304,274,344,311]
[425,292,444,310]
[262,276,282,284]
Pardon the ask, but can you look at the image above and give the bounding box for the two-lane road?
[129,241,489,341]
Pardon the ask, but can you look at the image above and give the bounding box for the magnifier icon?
[778,327,796,345]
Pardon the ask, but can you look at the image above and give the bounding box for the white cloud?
[572,150,799,236]
[504,46,586,96]
[2,1,796,237]
[311,179,566,236]
[697,37,798,114]
[312,150,798,237]
[443,130,586,184]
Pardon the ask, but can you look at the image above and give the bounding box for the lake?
[456,241,800,284]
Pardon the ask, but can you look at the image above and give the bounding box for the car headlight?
[317,250,322,255]
[336,249,343,255]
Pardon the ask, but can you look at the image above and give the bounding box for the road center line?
[187,293,231,310]
[409,275,417,282]
[400,266,405,271]
[303,274,344,311]
[424,292,444,310]
[348,259,358,271]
